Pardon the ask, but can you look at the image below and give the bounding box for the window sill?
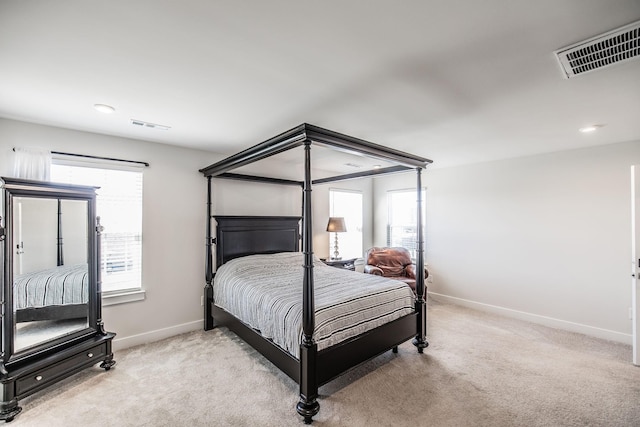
[103,289,146,306]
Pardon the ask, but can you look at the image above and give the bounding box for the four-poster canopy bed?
[199,123,432,424]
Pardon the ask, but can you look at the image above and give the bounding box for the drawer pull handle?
[35,375,43,381]
[87,353,93,358]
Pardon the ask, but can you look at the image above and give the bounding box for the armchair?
[364,247,428,293]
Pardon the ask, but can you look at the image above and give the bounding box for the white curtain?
[13,147,52,181]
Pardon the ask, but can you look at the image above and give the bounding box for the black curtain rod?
[12,148,149,167]
[52,151,149,167]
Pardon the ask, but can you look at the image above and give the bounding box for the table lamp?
[326,217,347,260]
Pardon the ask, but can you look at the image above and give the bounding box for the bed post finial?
[412,167,429,353]
[297,141,320,424]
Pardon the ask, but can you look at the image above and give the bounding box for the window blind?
[51,163,143,293]
[387,189,426,260]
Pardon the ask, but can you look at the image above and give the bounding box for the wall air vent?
[130,119,171,131]
[554,20,640,79]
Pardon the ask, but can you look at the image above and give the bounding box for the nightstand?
[321,258,357,271]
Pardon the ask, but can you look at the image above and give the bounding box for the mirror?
[1,177,115,420]
[12,197,89,352]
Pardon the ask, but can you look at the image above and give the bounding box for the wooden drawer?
[16,343,107,396]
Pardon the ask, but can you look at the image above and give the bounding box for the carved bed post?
[412,167,429,352]
[204,176,214,331]
[296,141,320,424]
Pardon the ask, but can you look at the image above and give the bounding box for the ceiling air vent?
[554,20,640,79]
[130,119,171,131]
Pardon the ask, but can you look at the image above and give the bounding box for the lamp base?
[332,233,341,261]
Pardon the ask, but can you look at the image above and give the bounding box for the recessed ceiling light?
[372,165,382,169]
[93,104,115,114]
[579,124,604,133]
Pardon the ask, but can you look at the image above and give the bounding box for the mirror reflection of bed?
[12,196,89,352]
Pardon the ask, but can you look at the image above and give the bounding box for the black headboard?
[214,216,301,267]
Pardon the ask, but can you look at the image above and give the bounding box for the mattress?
[14,263,88,310]
[213,252,415,358]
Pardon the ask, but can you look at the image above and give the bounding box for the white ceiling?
[1,1,639,170]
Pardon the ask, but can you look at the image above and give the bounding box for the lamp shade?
[326,217,347,233]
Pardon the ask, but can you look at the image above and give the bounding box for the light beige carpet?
[11,298,640,427]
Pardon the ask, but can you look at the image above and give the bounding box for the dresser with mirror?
[0,177,115,421]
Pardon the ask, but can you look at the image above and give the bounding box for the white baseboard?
[110,295,632,352]
[429,292,632,345]
[112,320,202,352]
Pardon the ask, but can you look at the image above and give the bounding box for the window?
[51,161,143,294]
[387,188,426,260]
[329,189,363,259]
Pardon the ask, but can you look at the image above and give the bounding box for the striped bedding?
[213,252,415,358]
[13,264,88,310]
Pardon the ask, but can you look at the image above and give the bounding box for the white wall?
[374,140,640,344]
[7,118,634,347]
[0,118,219,350]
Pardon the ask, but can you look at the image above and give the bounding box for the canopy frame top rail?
[199,123,433,179]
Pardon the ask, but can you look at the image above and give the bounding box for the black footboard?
[316,312,417,385]
[211,303,417,387]
[212,304,300,382]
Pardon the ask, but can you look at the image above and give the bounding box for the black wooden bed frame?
[200,123,432,424]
